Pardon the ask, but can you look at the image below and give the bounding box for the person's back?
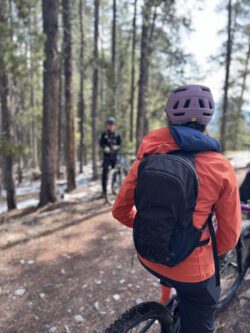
[112,85,241,333]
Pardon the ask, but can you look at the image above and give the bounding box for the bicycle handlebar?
[241,204,250,212]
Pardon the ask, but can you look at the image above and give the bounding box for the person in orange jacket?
[112,85,241,333]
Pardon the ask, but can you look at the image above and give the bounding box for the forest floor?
[0,166,249,333]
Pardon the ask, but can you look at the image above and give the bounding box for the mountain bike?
[105,155,130,205]
[105,205,250,333]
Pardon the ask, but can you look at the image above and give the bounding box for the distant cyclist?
[112,85,241,333]
[99,117,122,198]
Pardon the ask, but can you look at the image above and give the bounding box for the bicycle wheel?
[217,219,250,311]
[106,169,123,205]
[105,302,174,333]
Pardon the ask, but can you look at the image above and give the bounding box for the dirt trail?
[0,198,249,333]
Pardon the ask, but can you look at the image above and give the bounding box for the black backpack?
[133,151,219,284]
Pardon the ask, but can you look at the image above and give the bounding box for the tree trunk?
[78,0,87,173]
[62,0,76,191]
[28,8,38,169]
[39,0,60,206]
[129,0,137,143]
[91,0,99,180]
[57,50,63,178]
[0,0,16,210]
[220,0,233,152]
[111,0,117,115]
[233,37,250,150]
[136,1,151,150]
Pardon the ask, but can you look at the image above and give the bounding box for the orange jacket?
[112,128,242,282]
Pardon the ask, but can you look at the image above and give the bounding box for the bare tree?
[91,0,99,180]
[57,49,64,178]
[136,1,152,150]
[0,0,16,210]
[62,0,76,191]
[220,0,233,152]
[78,0,87,173]
[111,0,117,115]
[39,0,60,206]
[234,36,250,149]
[130,0,137,143]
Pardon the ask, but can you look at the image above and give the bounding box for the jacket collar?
[170,126,221,153]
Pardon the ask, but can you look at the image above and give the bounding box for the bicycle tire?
[105,301,174,333]
[216,219,250,311]
[106,169,123,205]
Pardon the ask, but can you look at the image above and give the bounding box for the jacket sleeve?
[215,161,242,256]
[99,133,105,148]
[112,159,140,228]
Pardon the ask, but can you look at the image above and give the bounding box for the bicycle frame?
[216,204,250,311]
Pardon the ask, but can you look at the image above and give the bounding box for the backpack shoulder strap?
[201,207,220,287]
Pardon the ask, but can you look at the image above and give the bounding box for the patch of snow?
[18,199,39,210]
[38,209,61,218]
[226,151,250,169]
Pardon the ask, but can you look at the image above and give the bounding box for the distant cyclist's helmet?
[106,116,116,125]
[165,85,215,126]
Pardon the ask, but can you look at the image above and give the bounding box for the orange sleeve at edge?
[112,159,140,228]
[215,162,242,256]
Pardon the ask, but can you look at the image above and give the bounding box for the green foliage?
[0,135,29,161]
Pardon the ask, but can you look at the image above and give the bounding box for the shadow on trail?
[0,219,136,333]
[1,214,249,333]
[0,200,111,251]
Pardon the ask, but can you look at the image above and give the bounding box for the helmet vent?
[173,88,187,93]
[174,112,185,117]
[203,112,211,116]
[173,101,179,109]
[209,101,213,109]
[184,99,191,108]
[201,87,210,92]
[198,99,205,108]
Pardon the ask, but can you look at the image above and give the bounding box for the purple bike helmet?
[165,85,215,126]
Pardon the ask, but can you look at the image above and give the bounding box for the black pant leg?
[159,275,220,333]
[177,277,220,333]
[102,159,110,194]
[111,158,116,169]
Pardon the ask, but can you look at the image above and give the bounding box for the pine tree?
[39,0,60,206]
[62,0,76,191]
[0,0,17,210]
[91,0,100,180]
